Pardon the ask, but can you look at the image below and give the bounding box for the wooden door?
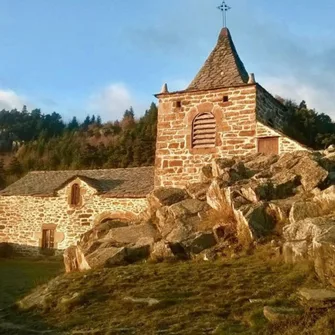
[258,137,279,155]
[42,229,55,249]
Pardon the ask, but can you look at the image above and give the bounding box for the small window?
[176,101,182,108]
[42,229,55,249]
[192,113,216,149]
[70,183,81,206]
[223,96,229,102]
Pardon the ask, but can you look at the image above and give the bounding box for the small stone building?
[0,167,154,254]
[154,28,307,188]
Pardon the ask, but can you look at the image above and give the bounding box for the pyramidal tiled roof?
[187,28,249,91]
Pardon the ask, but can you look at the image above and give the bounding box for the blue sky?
[0,0,334,121]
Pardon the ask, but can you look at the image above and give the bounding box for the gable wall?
[257,122,309,153]
[155,85,258,188]
[0,178,148,255]
[256,85,287,131]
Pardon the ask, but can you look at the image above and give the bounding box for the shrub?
[198,202,237,243]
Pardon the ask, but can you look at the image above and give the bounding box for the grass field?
[1,248,335,334]
[0,258,63,310]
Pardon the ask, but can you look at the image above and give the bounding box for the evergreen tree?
[68,117,79,131]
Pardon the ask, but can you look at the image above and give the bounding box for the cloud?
[0,89,27,111]
[88,83,135,121]
[260,75,335,119]
[239,19,335,119]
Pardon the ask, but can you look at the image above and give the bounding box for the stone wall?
[0,178,148,255]
[256,84,287,131]
[257,122,309,153]
[155,84,258,188]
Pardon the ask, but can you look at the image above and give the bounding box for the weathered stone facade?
[0,172,151,255]
[155,85,257,188]
[257,122,308,154]
[154,84,307,188]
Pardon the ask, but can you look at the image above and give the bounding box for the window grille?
[192,113,216,148]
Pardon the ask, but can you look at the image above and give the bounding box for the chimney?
[248,73,256,84]
[161,83,169,94]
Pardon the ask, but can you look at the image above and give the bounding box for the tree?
[82,115,91,130]
[68,117,79,131]
[121,107,135,130]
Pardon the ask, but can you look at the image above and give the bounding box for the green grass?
[1,248,335,334]
[0,258,63,309]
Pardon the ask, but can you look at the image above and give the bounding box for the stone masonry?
[0,168,153,255]
[154,28,307,188]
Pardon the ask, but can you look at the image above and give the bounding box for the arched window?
[192,113,216,149]
[70,183,81,206]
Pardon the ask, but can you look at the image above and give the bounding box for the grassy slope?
[0,258,63,309]
[2,248,335,335]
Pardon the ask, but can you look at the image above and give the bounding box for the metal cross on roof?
[217,1,231,28]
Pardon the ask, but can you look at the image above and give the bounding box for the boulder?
[77,242,152,270]
[298,288,335,308]
[169,199,209,218]
[182,232,217,254]
[327,144,335,154]
[150,240,188,261]
[86,245,127,268]
[186,182,210,201]
[283,216,335,286]
[212,158,236,177]
[147,187,188,215]
[201,165,213,182]
[268,198,296,225]
[150,240,174,261]
[263,306,303,323]
[289,201,325,224]
[292,156,328,192]
[104,224,160,245]
[234,203,276,245]
[270,171,300,198]
[123,297,160,307]
[206,178,231,211]
[64,223,160,272]
[63,246,79,273]
[124,244,151,264]
[165,218,199,243]
[271,152,328,192]
[244,153,279,171]
[155,199,209,241]
[288,186,335,224]
[63,245,91,273]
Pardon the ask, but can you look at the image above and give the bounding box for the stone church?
[0,28,306,255]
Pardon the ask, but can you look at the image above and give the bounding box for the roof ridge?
[28,166,154,174]
[187,28,249,91]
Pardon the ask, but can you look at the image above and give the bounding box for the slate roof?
[0,167,154,198]
[187,28,249,91]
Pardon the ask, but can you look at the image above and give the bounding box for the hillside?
[2,248,335,335]
[0,103,157,188]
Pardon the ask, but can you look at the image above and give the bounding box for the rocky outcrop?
[282,184,335,287]
[64,150,335,278]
